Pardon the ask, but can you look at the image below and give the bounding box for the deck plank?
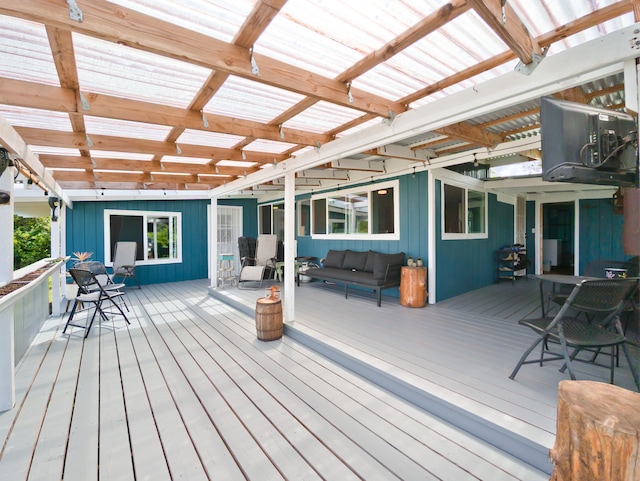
[98,318,135,481]
[27,327,82,481]
[110,312,173,481]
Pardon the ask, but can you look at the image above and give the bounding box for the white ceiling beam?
[376,144,437,161]
[330,158,386,171]
[211,23,640,197]
[298,169,350,180]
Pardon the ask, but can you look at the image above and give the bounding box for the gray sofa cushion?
[303,267,386,286]
[324,249,346,268]
[363,250,376,272]
[373,252,405,280]
[342,250,368,271]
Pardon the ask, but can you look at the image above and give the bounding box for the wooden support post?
[550,380,640,481]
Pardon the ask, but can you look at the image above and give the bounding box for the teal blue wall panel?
[435,184,515,301]
[578,197,626,273]
[66,199,210,285]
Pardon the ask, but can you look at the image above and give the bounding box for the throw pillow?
[373,252,406,280]
[364,250,377,272]
[342,250,368,271]
[323,249,346,268]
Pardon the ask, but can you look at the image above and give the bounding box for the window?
[311,180,399,239]
[105,209,181,265]
[258,203,284,241]
[442,183,487,239]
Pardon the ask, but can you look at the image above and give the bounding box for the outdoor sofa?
[298,249,405,306]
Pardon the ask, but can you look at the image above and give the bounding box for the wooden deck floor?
[210,276,640,475]
[0,280,549,481]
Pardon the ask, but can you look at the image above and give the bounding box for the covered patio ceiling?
[0,0,638,202]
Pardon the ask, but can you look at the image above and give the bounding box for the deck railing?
[0,258,64,412]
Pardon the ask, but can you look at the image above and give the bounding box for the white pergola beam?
[0,115,69,206]
[377,144,437,161]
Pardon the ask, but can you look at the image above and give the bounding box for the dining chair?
[63,268,131,338]
[75,260,129,312]
[510,278,640,391]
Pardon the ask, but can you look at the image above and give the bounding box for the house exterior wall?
[435,183,515,301]
[66,199,210,285]
[578,197,627,273]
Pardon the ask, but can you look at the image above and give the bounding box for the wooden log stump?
[400,266,428,308]
[550,380,640,481]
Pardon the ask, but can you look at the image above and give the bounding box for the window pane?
[259,205,272,234]
[328,196,347,233]
[312,199,326,234]
[372,187,394,234]
[273,203,284,241]
[444,184,464,233]
[349,192,368,234]
[298,200,310,236]
[109,215,144,260]
[467,190,485,234]
[148,216,171,259]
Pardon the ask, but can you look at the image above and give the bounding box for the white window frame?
[310,180,400,240]
[104,209,182,266]
[297,199,311,237]
[441,180,488,240]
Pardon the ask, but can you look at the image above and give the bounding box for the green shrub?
[14,215,50,269]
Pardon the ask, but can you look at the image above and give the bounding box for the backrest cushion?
[323,250,346,268]
[364,250,377,272]
[342,250,368,271]
[373,252,406,280]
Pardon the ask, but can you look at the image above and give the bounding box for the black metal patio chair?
[75,260,129,312]
[63,268,131,338]
[509,278,640,391]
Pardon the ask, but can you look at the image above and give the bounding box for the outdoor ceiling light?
[48,196,60,222]
[0,148,14,204]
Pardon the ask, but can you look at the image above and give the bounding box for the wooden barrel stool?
[255,297,283,341]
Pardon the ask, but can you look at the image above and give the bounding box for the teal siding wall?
[66,199,210,285]
[435,184,515,301]
[219,198,258,238]
[296,172,428,297]
[578,197,626,273]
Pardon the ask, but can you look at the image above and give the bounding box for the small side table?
[400,266,428,308]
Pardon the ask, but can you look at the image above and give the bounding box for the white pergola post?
[283,171,296,322]
[209,198,218,288]
[50,202,62,316]
[0,164,15,411]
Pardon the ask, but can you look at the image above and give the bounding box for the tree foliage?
[14,215,50,269]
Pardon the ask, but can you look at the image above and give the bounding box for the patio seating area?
[2,277,638,479]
